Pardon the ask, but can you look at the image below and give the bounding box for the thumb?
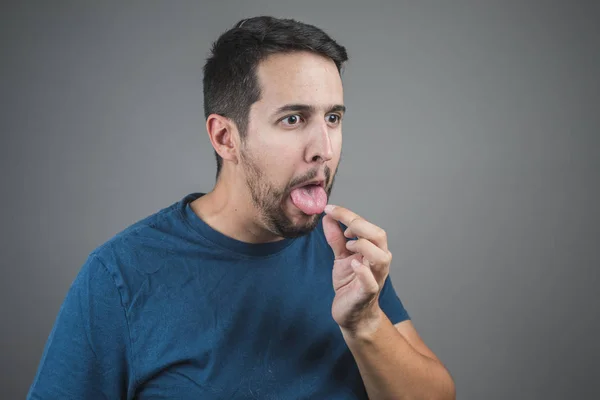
[323,214,351,260]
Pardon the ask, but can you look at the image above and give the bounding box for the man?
[28,16,455,399]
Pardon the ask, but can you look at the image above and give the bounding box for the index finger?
[324,204,361,228]
[324,205,388,251]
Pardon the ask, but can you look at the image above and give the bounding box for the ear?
[206,114,239,165]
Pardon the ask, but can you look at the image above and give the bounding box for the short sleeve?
[27,254,133,399]
[378,275,410,324]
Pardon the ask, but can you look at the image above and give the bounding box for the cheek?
[249,141,299,185]
[256,135,302,165]
[330,132,343,165]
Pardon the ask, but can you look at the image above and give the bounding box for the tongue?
[290,185,328,215]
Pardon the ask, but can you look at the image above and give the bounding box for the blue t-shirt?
[28,193,410,399]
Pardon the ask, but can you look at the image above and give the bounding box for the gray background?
[1,1,599,399]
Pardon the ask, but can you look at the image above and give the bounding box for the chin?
[292,211,320,225]
[270,203,322,238]
[294,212,322,231]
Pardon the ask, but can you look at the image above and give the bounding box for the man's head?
[203,16,348,238]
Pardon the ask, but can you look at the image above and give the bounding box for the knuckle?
[384,251,393,265]
[349,216,362,227]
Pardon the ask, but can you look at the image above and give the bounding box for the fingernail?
[351,259,361,268]
[324,205,335,213]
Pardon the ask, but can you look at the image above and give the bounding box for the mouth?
[287,178,328,216]
[291,179,326,192]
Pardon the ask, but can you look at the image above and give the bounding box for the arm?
[27,254,133,399]
[342,313,455,400]
[322,205,455,400]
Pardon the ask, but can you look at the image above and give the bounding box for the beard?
[240,148,337,239]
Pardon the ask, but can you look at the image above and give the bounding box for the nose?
[306,120,334,164]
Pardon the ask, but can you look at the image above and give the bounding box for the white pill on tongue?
[290,184,328,215]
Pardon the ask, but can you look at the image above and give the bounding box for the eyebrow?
[273,103,346,116]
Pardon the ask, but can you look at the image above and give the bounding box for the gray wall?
[2,1,599,399]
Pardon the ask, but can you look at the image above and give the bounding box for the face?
[239,51,344,238]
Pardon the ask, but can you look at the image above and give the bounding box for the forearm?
[342,309,455,400]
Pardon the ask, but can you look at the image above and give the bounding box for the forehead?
[254,51,344,110]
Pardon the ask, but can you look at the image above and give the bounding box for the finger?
[322,214,353,260]
[343,228,356,239]
[324,205,360,226]
[346,238,392,269]
[350,259,380,297]
[325,205,388,251]
[343,219,388,252]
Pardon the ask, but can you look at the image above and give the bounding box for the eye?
[326,114,342,125]
[281,114,303,127]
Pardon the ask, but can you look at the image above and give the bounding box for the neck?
[190,172,284,244]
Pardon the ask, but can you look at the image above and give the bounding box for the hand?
[323,204,392,335]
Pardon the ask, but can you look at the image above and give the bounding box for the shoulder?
[91,198,186,272]
[77,199,189,303]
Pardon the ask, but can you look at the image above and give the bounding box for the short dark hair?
[203,16,348,179]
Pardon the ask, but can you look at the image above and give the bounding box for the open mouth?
[289,182,328,215]
[300,182,323,190]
